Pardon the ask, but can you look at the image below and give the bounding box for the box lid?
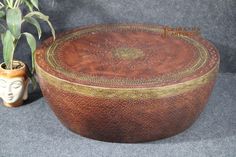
[35,24,219,88]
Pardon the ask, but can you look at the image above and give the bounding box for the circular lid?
[35,24,219,88]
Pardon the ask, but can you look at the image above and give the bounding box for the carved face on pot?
[0,61,29,107]
[0,77,28,103]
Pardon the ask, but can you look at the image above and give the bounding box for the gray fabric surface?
[0,73,235,157]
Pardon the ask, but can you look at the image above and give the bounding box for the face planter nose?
[7,87,12,93]
[7,92,14,100]
[6,85,13,100]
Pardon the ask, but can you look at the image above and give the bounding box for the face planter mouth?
[7,94,14,101]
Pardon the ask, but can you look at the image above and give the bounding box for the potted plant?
[0,0,55,107]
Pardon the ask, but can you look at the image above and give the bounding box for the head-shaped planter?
[0,61,29,107]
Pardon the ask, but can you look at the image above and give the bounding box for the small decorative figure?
[0,61,29,107]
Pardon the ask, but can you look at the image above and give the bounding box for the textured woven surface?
[0,73,235,156]
[39,76,216,142]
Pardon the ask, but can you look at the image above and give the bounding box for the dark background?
[0,0,236,72]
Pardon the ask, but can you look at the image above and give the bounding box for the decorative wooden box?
[35,24,220,143]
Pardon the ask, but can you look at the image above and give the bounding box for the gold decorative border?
[35,61,219,100]
[45,24,209,85]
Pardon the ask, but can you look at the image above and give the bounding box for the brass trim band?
[35,62,219,100]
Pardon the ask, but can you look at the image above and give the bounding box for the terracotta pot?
[0,61,29,107]
[35,24,220,143]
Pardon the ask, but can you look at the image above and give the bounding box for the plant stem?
[13,0,21,8]
[9,39,18,70]
[6,0,13,8]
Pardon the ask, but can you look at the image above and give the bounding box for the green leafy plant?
[0,0,55,71]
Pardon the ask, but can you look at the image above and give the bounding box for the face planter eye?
[0,77,25,104]
[12,81,22,89]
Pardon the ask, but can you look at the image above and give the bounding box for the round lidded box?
[35,24,220,143]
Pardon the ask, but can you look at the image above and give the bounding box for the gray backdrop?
[0,0,235,72]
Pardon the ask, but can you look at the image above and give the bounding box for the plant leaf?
[0,10,5,18]
[3,0,6,5]
[1,34,4,42]
[0,19,7,33]
[23,0,34,12]
[3,30,15,69]
[24,11,55,40]
[30,0,38,10]
[25,11,49,21]
[4,0,13,8]
[30,74,37,90]
[47,20,55,40]
[9,0,14,5]
[6,8,22,39]
[25,63,37,90]
[3,0,8,6]
[23,32,36,72]
[24,16,42,39]
[23,32,36,53]
[0,23,6,33]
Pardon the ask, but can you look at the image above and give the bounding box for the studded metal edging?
[35,61,219,100]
